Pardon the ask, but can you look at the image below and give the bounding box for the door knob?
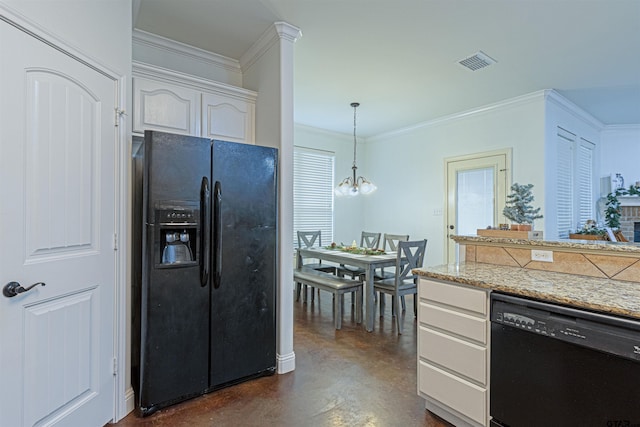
[3,281,46,298]
[449,225,455,230]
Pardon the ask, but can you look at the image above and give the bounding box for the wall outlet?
[531,249,553,262]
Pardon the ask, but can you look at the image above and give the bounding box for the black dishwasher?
[490,293,640,427]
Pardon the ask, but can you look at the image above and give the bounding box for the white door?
[446,150,510,263]
[0,20,116,427]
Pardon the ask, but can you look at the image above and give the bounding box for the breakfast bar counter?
[414,262,640,320]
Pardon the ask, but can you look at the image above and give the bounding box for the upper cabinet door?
[133,77,201,136]
[202,92,255,144]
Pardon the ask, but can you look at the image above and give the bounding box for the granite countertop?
[451,235,640,254]
[414,262,640,320]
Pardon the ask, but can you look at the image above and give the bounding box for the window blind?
[577,139,595,228]
[556,128,575,239]
[293,147,335,249]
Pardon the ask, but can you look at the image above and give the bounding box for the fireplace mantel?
[619,196,640,207]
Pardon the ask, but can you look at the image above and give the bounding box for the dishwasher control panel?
[491,293,640,362]
[494,303,558,337]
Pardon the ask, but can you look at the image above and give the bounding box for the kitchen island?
[413,235,640,427]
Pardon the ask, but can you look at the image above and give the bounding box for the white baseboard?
[424,397,484,427]
[276,351,295,374]
[123,387,135,419]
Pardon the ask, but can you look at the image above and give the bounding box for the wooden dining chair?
[382,233,410,255]
[336,231,381,280]
[376,233,409,310]
[373,239,427,334]
[296,230,336,302]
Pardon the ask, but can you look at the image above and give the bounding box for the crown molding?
[133,29,241,74]
[295,123,351,140]
[367,89,612,141]
[544,89,604,130]
[370,90,548,141]
[601,124,640,132]
[240,21,301,73]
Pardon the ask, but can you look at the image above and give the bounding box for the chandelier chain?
[352,103,358,168]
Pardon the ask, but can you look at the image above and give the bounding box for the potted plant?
[569,219,608,240]
[503,183,543,231]
[604,184,639,231]
[604,191,622,230]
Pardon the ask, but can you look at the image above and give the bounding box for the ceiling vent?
[458,51,497,71]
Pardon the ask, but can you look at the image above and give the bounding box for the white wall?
[363,93,546,267]
[600,125,640,188]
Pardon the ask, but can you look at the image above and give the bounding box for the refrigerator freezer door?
[209,140,278,389]
[138,131,212,415]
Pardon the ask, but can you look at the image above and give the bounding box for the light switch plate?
[531,249,553,262]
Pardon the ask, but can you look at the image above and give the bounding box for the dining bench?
[293,267,362,329]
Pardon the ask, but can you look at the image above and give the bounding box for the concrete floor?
[113,291,452,427]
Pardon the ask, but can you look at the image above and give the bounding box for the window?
[556,127,595,238]
[293,147,334,248]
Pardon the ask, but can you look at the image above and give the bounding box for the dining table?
[296,246,401,332]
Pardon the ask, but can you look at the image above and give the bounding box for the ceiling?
[133,0,640,137]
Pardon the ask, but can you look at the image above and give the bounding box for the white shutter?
[293,147,335,248]
[576,139,595,227]
[556,127,575,239]
[556,127,596,239]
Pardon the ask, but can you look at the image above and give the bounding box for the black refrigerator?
[131,130,277,416]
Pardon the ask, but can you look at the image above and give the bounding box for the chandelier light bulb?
[359,179,376,194]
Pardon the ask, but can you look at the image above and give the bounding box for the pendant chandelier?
[334,102,377,197]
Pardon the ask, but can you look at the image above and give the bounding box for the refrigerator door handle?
[213,181,222,289]
[200,177,210,286]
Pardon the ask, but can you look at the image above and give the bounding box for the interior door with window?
[446,150,510,263]
[0,19,117,426]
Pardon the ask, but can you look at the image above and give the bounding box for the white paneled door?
[446,150,511,263]
[0,20,116,427]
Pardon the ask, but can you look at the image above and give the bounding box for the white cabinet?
[133,77,200,136]
[417,278,490,427]
[202,92,255,143]
[133,63,256,143]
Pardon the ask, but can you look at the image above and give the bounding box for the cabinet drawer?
[419,326,486,384]
[418,360,486,425]
[419,301,487,344]
[419,279,487,315]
